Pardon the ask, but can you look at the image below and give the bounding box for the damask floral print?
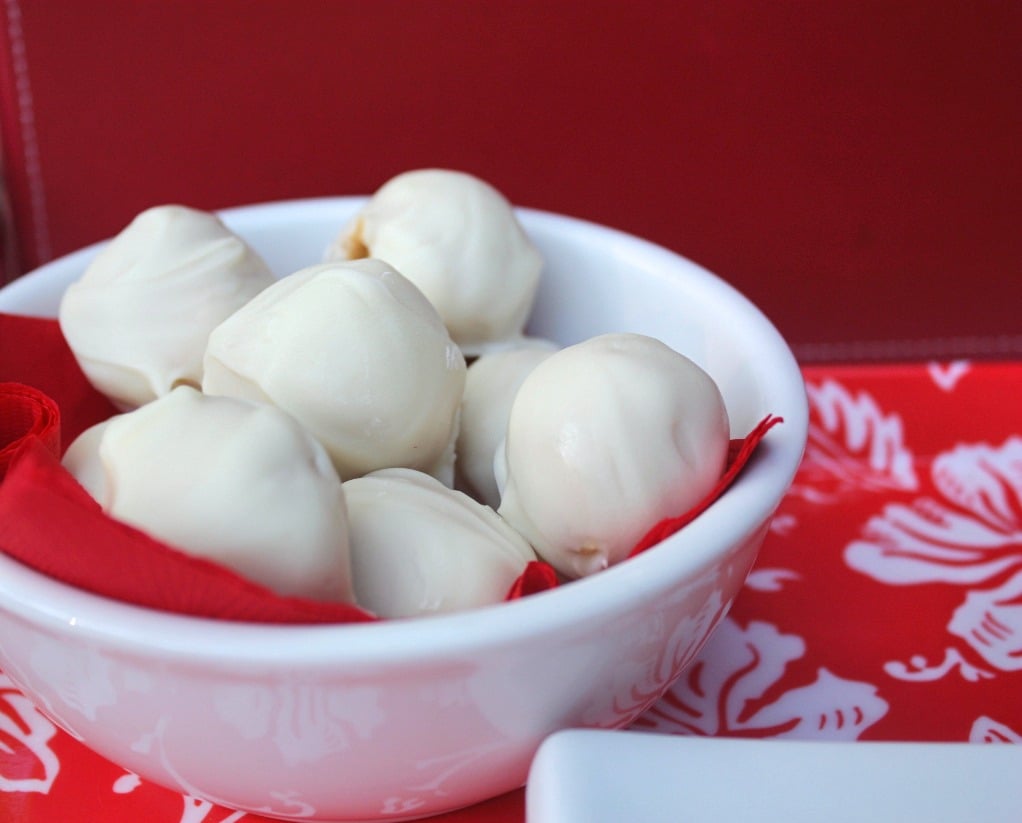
[970,716,1022,744]
[3,362,1021,820]
[791,379,918,503]
[846,438,1022,678]
[634,617,888,740]
[0,674,59,794]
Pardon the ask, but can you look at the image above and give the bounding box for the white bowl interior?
[0,196,807,662]
[0,196,808,819]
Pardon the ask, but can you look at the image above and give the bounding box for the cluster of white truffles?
[59,170,732,619]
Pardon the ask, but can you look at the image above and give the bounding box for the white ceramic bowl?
[0,198,808,821]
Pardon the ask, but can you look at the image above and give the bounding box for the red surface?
[0,382,57,480]
[3,359,1021,821]
[1,2,1020,359]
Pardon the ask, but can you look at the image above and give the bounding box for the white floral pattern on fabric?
[180,797,249,823]
[3,362,1021,820]
[635,618,888,739]
[744,568,801,592]
[882,648,995,683]
[0,674,59,794]
[846,438,1022,677]
[970,716,1022,743]
[949,569,1022,672]
[792,379,918,503]
[927,361,971,392]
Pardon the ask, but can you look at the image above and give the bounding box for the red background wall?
[1,1,1019,360]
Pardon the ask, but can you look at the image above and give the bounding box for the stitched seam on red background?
[794,335,1022,363]
[2,0,51,266]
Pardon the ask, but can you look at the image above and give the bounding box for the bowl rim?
[0,197,808,668]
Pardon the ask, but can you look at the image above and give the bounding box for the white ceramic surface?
[0,198,808,821]
[526,729,1022,822]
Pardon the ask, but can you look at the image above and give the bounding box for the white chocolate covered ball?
[326,169,543,354]
[343,468,537,618]
[496,333,730,578]
[59,205,276,410]
[62,387,354,603]
[203,258,466,484]
[456,339,559,508]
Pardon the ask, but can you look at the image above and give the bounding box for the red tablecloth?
[2,359,1021,821]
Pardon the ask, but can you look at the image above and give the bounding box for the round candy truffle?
[59,205,276,409]
[343,468,537,618]
[456,339,558,508]
[202,258,466,484]
[326,169,543,354]
[496,333,730,578]
[62,387,354,603]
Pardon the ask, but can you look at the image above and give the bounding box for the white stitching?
[794,335,1022,362]
[4,0,51,264]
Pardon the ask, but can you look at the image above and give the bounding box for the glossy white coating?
[344,468,536,618]
[456,339,559,508]
[326,169,543,354]
[58,205,275,409]
[203,258,466,484]
[0,197,808,821]
[62,387,354,604]
[498,333,730,578]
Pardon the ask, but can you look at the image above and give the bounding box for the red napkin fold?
[0,312,118,445]
[0,436,376,624]
[0,312,779,623]
[0,382,60,482]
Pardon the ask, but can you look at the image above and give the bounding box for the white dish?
[0,198,807,821]
[527,729,1022,822]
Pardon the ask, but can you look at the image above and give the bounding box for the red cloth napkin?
[0,437,377,624]
[0,313,118,446]
[0,312,778,623]
[0,382,60,482]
